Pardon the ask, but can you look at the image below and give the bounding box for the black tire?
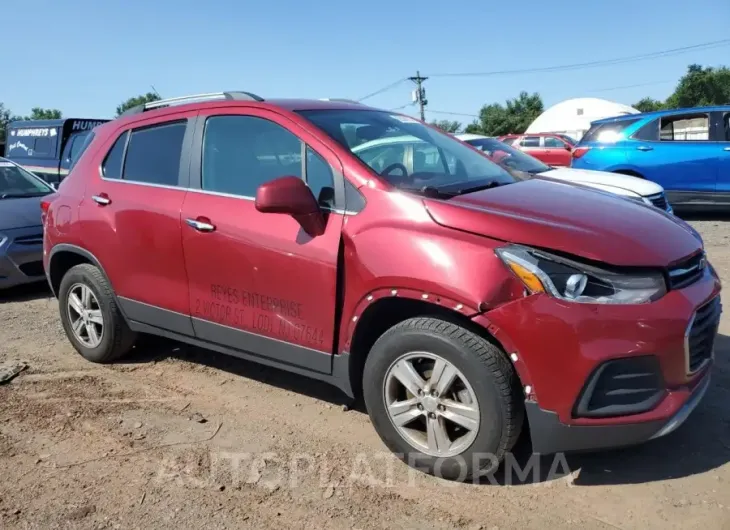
[58,263,136,363]
[363,317,523,481]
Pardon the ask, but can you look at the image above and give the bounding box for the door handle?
[636,146,654,152]
[185,218,216,232]
[92,194,111,206]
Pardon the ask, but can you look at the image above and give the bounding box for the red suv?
[42,92,721,480]
[498,133,576,166]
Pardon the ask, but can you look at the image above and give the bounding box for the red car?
[42,92,720,481]
[497,133,576,166]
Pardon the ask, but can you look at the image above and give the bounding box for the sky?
[3,0,729,124]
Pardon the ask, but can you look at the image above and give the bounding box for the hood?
[540,167,663,197]
[0,195,45,231]
[424,179,700,267]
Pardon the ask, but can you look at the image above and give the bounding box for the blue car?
[571,106,730,210]
[0,157,54,290]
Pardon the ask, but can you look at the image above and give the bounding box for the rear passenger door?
[180,107,345,372]
[80,113,196,335]
[518,136,545,161]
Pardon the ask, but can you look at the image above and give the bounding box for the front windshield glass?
[298,110,516,195]
[465,138,550,174]
[0,161,53,199]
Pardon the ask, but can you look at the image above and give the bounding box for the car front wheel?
[363,317,523,481]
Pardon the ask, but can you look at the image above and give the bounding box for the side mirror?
[565,145,572,151]
[255,176,325,236]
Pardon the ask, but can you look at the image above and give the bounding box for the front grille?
[686,297,721,373]
[18,261,44,277]
[14,234,43,245]
[646,192,669,211]
[668,252,705,290]
[574,356,665,418]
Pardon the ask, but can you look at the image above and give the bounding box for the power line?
[357,78,407,102]
[355,39,728,103]
[428,110,480,118]
[589,79,675,93]
[425,38,730,78]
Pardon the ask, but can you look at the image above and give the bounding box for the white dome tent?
[525,98,639,141]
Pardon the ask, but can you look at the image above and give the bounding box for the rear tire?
[58,264,136,363]
[363,317,523,481]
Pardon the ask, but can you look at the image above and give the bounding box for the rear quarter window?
[581,118,640,144]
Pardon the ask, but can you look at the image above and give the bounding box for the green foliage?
[664,64,730,109]
[430,119,462,133]
[632,97,664,113]
[115,92,161,117]
[25,107,63,120]
[0,103,21,145]
[466,91,543,136]
[633,64,730,113]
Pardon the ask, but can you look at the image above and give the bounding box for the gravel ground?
[1,217,729,530]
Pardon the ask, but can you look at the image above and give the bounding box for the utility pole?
[408,71,428,121]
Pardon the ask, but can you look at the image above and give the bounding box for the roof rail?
[120,91,264,117]
[318,98,362,104]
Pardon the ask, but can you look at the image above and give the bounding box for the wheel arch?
[343,290,512,400]
[48,244,113,299]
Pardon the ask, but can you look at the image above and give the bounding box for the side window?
[305,147,335,208]
[724,114,730,141]
[502,137,518,146]
[631,120,659,141]
[122,121,186,185]
[544,137,566,148]
[520,136,541,147]
[413,144,445,173]
[69,132,93,166]
[202,115,302,197]
[358,144,406,173]
[660,114,710,141]
[102,131,128,179]
[344,180,366,213]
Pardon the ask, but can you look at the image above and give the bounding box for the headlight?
[496,245,667,304]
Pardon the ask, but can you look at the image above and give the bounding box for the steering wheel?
[380,163,408,178]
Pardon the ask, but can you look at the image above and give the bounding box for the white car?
[455,134,672,213]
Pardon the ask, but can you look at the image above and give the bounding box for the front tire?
[58,264,136,363]
[363,317,523,481]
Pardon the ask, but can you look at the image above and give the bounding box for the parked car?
[456,134,672,213]
[5,118,108,186]
[43,92,720,481]
[497,133,575,166]
[0,157,54,290]
[571,106,730,210]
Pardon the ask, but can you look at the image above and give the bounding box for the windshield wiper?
[400,180,506,199]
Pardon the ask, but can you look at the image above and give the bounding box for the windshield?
[0,160,54,199]
[464,138,550,174]
[297,110,516,196]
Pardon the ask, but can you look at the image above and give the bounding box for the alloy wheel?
[383,352,480,457]
[66,283,104,348]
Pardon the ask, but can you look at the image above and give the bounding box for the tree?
[116,92,161,117]
[0,103,21,146]
[465,91,543,136]
[25,107,63,120]
[664,64,730,109]
[430,119,461,133]
[633,97,664,113]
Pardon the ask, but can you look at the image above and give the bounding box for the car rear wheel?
[363,317,523,481]
[58,264,136,363]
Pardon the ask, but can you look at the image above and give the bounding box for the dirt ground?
[1,217,729,530]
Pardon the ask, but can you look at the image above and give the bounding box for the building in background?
[526,97,639,141]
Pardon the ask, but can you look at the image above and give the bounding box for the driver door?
[180,108,346,372]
